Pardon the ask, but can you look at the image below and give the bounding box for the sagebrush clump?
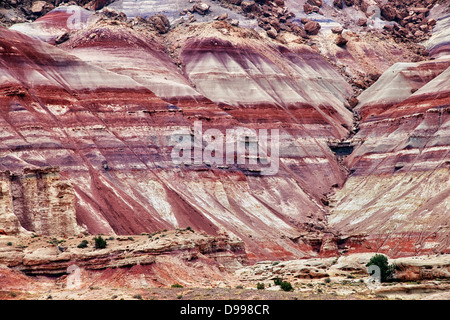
[366,254,396,282]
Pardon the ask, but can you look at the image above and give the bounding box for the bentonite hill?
[0,0,449,300]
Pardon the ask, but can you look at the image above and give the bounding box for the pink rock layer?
[0,25,357,260]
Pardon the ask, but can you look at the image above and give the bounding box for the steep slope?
[329,56,450,257]
[0,20,358,260]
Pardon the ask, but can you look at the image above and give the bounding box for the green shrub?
[280,281,293,292]
[366,254,395,282]
[94,236,107,249]
[77,240,88,248]
[256,282,265,290]
[273,277,293,291]
[171,283,183,288]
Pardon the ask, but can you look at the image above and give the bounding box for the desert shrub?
[366,254,395,282]
[94,235,107,249]
[171,283,183,288]
[280,281,293,292]
[77,240,88,248]
[256,282,265,290]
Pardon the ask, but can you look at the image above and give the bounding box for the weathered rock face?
[425,4,450,59]
[1,0,449,266]
[0,231,248,288]
[329,56,450,257]
[0,168,78,236]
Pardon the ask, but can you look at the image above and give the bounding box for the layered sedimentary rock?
[0,168,78,236]
[425,4,450,59]
[0,231,248,288]
[0,20,358,260]
[329,56,450,257]
[9,5,98,43]
[1,0,449,265]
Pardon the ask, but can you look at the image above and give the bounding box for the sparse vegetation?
[77,239,88,248]
[273,277,293,292]
[171,283,183,288]
[94,235,107,249]
[257,282,265,290]
[273,277,282,286]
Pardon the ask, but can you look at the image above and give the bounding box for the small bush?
[94,236,107,249]
[256,282,265,290]
[77,240,88,248]
[280,281,293,292]
[324,277,331,284]
[171,283,183,288]
[6,242,12,246]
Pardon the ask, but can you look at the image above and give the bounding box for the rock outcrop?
[329,55,450,257]
[0,168,78,236]
[0,0,449,272]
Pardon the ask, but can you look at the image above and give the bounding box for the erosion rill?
[0,0,449,298]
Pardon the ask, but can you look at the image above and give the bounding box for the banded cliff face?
[0,20,357,260]
[329,56,450,257]
[0,168,77,237]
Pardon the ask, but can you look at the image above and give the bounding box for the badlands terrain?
[0,0,449,300]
